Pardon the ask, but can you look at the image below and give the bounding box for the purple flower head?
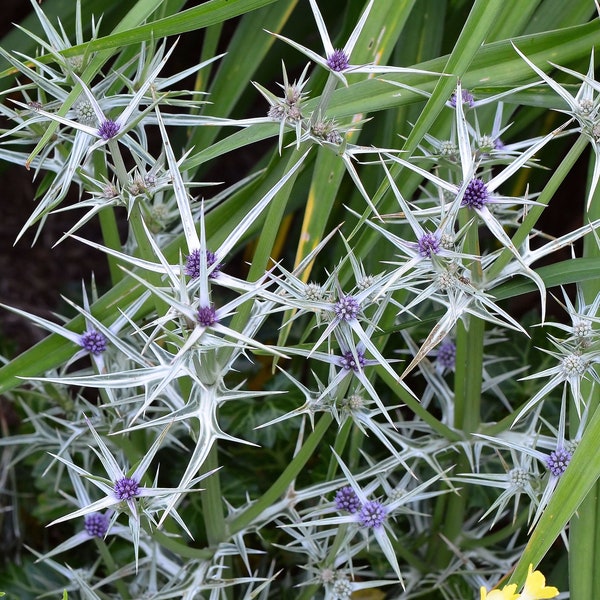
[334,295,360,321]
[185,249,221,279]
[494,138,505,151]
[114,477,140,500]
[546,447,572,477]
[327,49,350,72]
[461,178,489,209]
[450,88,474,108]
[84,512,109,538]
[436,340,456,370]
[97,119,120,140]
[79,329,108,355]
[334,485,361,514]
[339,350,366,372]
[358,500,387,529]
[197,304,219,327]
[417,232,441,258]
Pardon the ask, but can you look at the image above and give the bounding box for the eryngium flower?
[358,500,387,528]
[332,577,353,597]
[339,350,366,372]
[327,49,350,72]
[436,340,456,370]
[546,447,572,477]
[197,305,219,327]
[114,477,140,500]
[184,249,221,279]
[417,232,441,258]
[79,329,108,355]
[97,119,121,140]
[561,353,587,376]
[334,486,361,514]
[334,295,360,321]
[84,512,109,537]
[450,88,474,107]
[461,178,490,209]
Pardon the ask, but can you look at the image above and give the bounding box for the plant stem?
[311,73,338,125]
[200,443,227,547]
[96,538,130,599]
[93,152,123,285]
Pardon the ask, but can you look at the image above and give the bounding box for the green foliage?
[1,0,599,597]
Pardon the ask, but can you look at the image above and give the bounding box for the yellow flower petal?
[480,584,519,600]
[518,564,559,600]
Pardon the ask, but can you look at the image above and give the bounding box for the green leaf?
[58,0,280,58]
[493,258,600,300]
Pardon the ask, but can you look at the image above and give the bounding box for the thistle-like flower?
[0,283,148,373]
[184,249,222,279]
[252,62,311,153]
[450,88,475,108]
[545,446,571,477]
[47,420,203,568]
[513,44,600,208]
[333,295,360,322]
[12,44,178,156]
[83,512,110,537]
[384,81,568,321]
[516,337,600,424]
[268,0,439,86]
[286,452,411,585]
[436,339,457,372]
[334,486,361,514]
[79,328,108,355]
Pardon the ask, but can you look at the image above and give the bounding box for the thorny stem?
[200,444,226,547]
[311,73,339,126]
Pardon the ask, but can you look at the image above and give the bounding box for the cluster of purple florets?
[450,88,474,108]
[114,477,140,500]
[334,295,360,321]
[339,350,366,372]
[417,232,441,258]
[79,329,108,355]
[546,447,572,477]
[197,305,219,327]
[84,512,109,537]
[334,486,387,529]
[326,49,350,72]
[97,119,120,140]
[334,486,361,514]
[461,178,490,209]
[436,340,456,371]
[184,249,221,279]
